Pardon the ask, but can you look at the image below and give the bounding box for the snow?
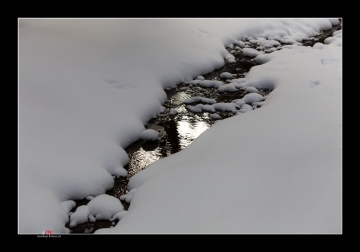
[119,188,137,203]
[70,205,89,227]
[237,104,254,113]
[140,129,159,142]
[242,93,265,104]
[109,211,128,222]
[245,87,259,93]
[19,18,342,234]
[183,96,217,104]
[60,200,76,213]
[243,48,263,57]
[87,194,124,220]
[211,103,241,113]
[225,54,236,63]
[220,72,236,79]
[198,79,223,88]
[69,194,124,227]
[261,39,281,48]
[169,108,178,115]
[186,102,241,114]
[186,104,205,113]
[210,113,222,120]
[232,99,246,106]
[218,83,237,92]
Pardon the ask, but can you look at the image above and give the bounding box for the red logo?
[43,230,53,235]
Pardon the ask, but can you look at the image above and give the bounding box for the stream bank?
[65,21,342,233]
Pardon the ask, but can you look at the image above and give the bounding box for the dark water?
[66,21,342,233]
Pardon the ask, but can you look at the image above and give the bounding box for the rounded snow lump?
[245,87,259,93]
[141,129,158,142]
[87,194,124,220]
[220,72,235,79]
[243,93,264,104]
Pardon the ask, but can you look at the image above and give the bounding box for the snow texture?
[141,129,159,142]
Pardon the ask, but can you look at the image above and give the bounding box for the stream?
[66,21,342,233]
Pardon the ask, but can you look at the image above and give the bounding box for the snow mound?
[225,54,236,63]
[158,106,166,114]
[87,194,124,220]
[183,96,216,104]
[220,72,236,79]
[169,108,178,115]
[60,200,76,213]
[186,80,202,85]
[107,166,128,177]
[198,80,223,88]
[141,129,159,142]
[231,78,247,84]
[245,87,259,93]
[213,103,240,113]
[243,93,265,104]
[120,188,137,203]
[109,211,128,222]
[324,30,342,47]
[186,104,204,113]
[243,48,263,57]
[232,99,246,106]
[261,39,281,49]
[237,104,253,114]
[210,114,222,120]
[70,205,89,227]
[236,40,246,48]
[218,83,237,92]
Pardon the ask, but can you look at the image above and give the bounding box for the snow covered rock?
[120,188,137,203]
[141,129,159,142]
[87,194,124,220]
[70,205,90,227]
[218,83,237,92]
[243,93,264,104]
[220,72,236,79]
[183,96,216,104]
[245,87,259,93]
[237,104,253,114]
[243,48,263,57]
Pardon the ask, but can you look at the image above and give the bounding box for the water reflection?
[126,91,212,178]
[177,119,210,149]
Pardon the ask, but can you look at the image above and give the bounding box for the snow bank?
[102,23,342,234]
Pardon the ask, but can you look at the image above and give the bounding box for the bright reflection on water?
[177,116,210,148]
[126,90,212,178]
